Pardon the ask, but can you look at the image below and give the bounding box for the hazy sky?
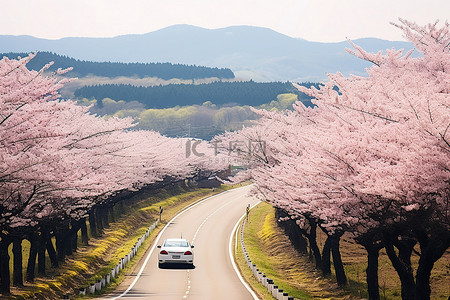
[0,0,448,42]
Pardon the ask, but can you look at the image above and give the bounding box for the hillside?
[0,25,415,82]
[77,93,306,140]
[74,81,316,108]
[0,52,234,80]
[1,51,314,140]
[74,81,316,140]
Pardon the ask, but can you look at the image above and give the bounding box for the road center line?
[111,186,249,299]
[192,200,233,244]
[183,193,237,299]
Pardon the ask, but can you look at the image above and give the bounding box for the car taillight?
[184,251,192,255]
[160,250,168,255]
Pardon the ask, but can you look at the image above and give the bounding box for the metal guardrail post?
[89,283,95,294]
[240,217,294,300]
[272,285,278,297]
[95,280,101,292]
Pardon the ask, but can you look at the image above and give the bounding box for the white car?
[157,238,194,267]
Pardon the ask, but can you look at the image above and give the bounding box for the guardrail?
[240,218,294,300]
[76,219,160,297]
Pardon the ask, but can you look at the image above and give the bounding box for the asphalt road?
[102,185,260,300]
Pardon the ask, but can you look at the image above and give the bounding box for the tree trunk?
[71,221,78,252]
[80,218,89,245]
[364,243,381,300]
[0,237,11,295]
[307,218,322,269]
[414,229,450,300]
[72,232,77,251]
[101,206,110,228]
[415,256,433,300]
[321,235,332,275]
[89,210,98,238]
[46,236,58,268]
[12,237,24,286]
[95,208,104,235]
[274,208,308,254]
[55,231,65,262]
[64,232,72,256]
[384,234,416,300]
[55,223,70,261]
[37,233,46,276]
[109,205,116,223]
[288,222,308,254]
[26,234,38,282]
[331,234,347,286]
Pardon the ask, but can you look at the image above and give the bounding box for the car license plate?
[172,255,180,259]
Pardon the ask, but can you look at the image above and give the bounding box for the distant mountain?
[0,25,415,82]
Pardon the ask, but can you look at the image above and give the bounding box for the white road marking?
[183,270,192,299]
[228,201,261,300]
[183,194,236,298]
[192,200,233,243]
[111,186,250,299]
[112,192,221,299]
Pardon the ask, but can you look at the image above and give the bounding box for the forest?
[0,51,235,80]
[74,80,318,108]
[76,93,304,140]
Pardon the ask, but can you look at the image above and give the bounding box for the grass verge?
[236,202,354,300]
[235,202,450,300]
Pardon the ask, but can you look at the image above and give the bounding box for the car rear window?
[164,240,189,247]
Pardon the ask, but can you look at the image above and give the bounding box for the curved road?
[102,185,259,300]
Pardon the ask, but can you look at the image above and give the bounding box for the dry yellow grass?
[239,202,357,300]
[239,202,450,299]
[330,232,450,299]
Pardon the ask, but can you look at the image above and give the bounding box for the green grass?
[237,202,450,300]
[6,183,237,299]
[237,202,353,300]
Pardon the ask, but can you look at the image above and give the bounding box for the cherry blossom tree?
[0,53,229,294]
[0,54,80,291]
[220,19,449,300]
[292,19,449,299]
